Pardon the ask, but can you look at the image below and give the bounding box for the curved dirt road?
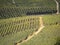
[16,17,45,45]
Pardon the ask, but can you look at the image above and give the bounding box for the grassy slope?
[20,14,60,45]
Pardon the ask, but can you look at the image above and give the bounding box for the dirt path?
[16,17,44,45]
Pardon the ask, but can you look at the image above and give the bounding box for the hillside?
[0,14,60,45]
[0,16,40,45]
[0,0,60,45]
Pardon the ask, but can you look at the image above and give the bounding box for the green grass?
[21,25,60,45]
[43,14,60,25]
[20,14,60,45]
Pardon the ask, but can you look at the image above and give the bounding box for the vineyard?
[0,0,57,19]
[0,14,60,45]
[0,0,60,45]
[0,16,40,45]
[0,7,57,19]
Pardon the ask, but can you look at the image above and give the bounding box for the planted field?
[0,7,56,19]
[0,0,57,19]
[0,16,40,45]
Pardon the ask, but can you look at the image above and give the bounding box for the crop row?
[0,7,56,19]
[0,17,40,37]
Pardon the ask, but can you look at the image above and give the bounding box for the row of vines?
[0,16,40,38]
[0,7,57,19]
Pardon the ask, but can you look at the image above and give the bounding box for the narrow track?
[16,17,45,45]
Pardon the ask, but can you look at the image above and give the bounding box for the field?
[0,16,40,45]
[0,0,57,19]
[0,7,56,19]
[0,0,60,45]
[0,14,60,45]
